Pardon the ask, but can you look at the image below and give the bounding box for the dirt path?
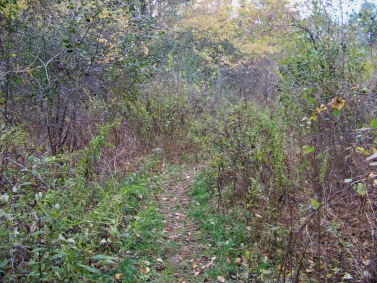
[155,165,212,283]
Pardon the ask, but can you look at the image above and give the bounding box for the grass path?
[0,157,248,282]
[155,165,209,282]
[141,164,247,283]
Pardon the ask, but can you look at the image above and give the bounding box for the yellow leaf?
[357,147,368,154]
[315,104,327,113]
[115,273,122,279]
[309,115,317,121]
[98,10,109,19]
[328,97,345,110]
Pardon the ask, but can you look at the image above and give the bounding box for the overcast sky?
[230,0,368,19]
[289,0,366,19]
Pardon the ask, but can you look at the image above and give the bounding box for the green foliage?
[162,0,287,102]
[1,0,377,282]
[124,90,195,158]
[0,0,165,155]
[278,7,371,114]
[371,118,377,129]
[276,2,375,195]
[302,145,314,154]
[198,101,286,210]
[352,1,377,48]
[190,101,291,280]
[188,168,249,281]
[0,121,165,282]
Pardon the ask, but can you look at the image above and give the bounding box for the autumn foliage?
[1,0,377,282]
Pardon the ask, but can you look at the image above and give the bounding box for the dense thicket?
[1,0,377,282]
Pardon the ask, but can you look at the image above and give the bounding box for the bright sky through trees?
[290,0,365,19]
[230,0,366,19]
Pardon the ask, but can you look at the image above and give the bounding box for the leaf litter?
[152,165,231,282]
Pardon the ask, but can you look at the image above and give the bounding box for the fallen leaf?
[217,275,226,282]
[143,260,151,266]
[328,97,345,110]
[133,264,142,272]
[115,273,122,279]
[316,104,327,113]
[194,271,200,276]
[0,194,9,203]
[369,173,377,179]
[30,221,38,233]
[235,258,242,265]
[356,183,366,196]
[308,115,317,121]
[342,272,353,280]
[226,257,231,265]
[201,256,216,269]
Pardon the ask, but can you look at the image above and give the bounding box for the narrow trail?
[155,165,212,283]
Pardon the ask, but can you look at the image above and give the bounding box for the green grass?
[187,168,250,282]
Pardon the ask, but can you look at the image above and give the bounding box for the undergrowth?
[1,1,377,283]
[0,126,167,282]
[194,100,377,282]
